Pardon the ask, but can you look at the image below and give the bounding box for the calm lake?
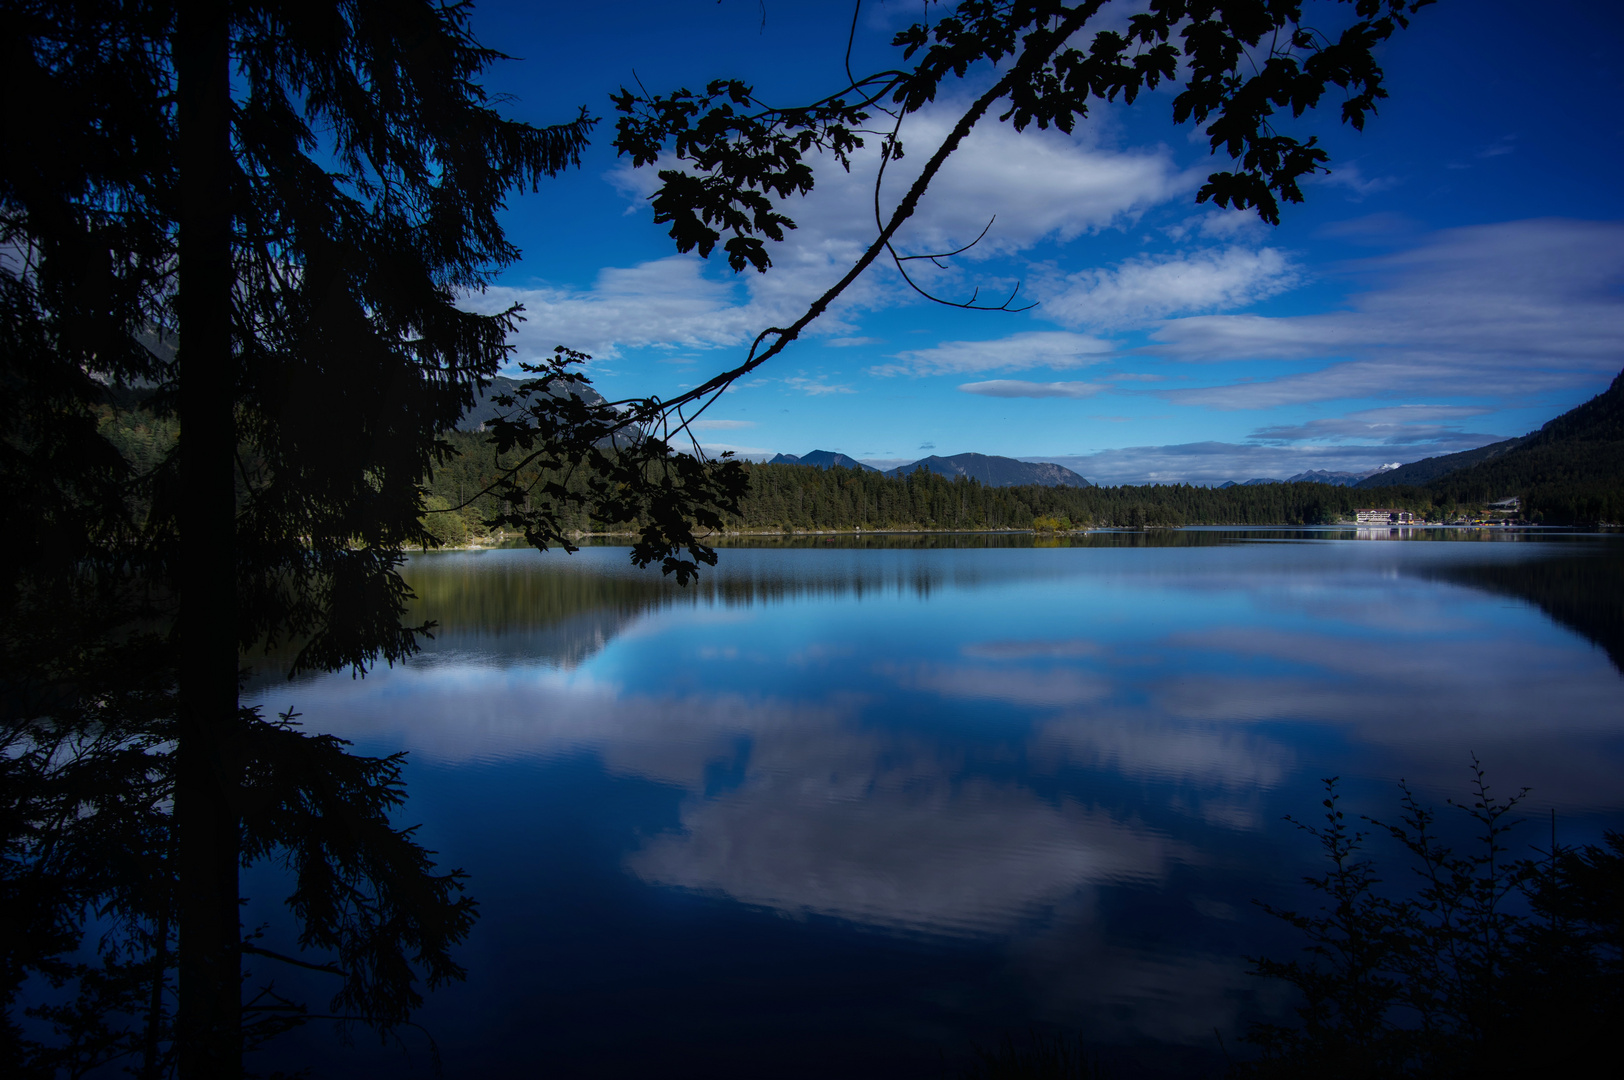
[245,529,1624,1078]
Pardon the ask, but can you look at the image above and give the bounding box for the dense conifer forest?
[93,417,1618,542]
[1425,435,1624,526]
[710,462,1427,530]
[419,431,1444,538]
[1364,368,1624,526]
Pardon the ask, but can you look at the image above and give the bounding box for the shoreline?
[411,520,1609,552]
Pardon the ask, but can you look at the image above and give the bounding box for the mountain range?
[459,367,1620,507]
[1220,466,1402,488]
[768,450,877,472]
[770,450,1092,488]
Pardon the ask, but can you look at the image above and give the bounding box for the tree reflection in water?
[7,532,1620,1075]
[1422,553,1624,674]
[4,626,475,1075]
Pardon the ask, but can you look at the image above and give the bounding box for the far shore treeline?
[416,429,1618,544]
[95,396,1620,548]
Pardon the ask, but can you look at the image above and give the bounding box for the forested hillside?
[708,463,1428,530]
[1360,369,1624,524]
[1428,370,1624,525]
[417,436,1436,536]
[1355,436,1525,487]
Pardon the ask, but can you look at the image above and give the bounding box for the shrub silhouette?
[1235,762,1622,1078]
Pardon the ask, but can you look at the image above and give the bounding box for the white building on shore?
[1355,508,1414,524]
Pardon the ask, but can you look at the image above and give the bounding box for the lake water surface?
[246,529,1624,1078]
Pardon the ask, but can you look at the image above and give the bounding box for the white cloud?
[1147,219,1624,408]
[783,375,856,395]
[466,255,760,363]
[959,380,1106,399]
[1032,400,1517,483]
[503,99,1193,368]
[1196,209,1270,240]
[666,97,1195,266]
[1162,209,1270,242]
[1313,160,1399,198]
[1032,441,1467,486]
[1338,404,1492,423]
[1042,246,1299,329]
[696,442,778,459]
[873,105,1194,257]
[1249,404,1502,446]
[688,419,757,430]
[874,331,1112,377]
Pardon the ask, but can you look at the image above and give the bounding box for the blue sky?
[461,0,1624,485]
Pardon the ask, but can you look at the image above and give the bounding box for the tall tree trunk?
[174,2,241,1076]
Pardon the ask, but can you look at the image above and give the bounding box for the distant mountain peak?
[765,450,1090,487]
[883,452,1091,488]
[768,450,877,472]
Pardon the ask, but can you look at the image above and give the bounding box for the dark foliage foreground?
[1232,765,1622,1079]
[962,766,1621,1080]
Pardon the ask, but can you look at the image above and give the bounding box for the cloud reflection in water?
[246,537,1624,1055]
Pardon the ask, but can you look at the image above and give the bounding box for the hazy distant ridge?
[1220,467,1399,489]
[766,450,1090,487]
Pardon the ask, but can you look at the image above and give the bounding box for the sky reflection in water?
[246,531,1624,1078]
